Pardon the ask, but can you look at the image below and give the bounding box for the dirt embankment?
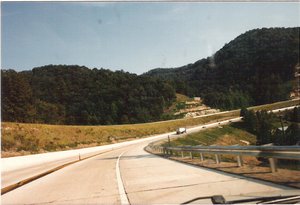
[148,148,300,189]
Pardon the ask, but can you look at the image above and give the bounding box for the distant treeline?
[145,27,299,110]
[2,65,176,125]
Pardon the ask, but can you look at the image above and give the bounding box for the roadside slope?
[2,99,299,157]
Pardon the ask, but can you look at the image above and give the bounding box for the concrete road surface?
[3,105,298,191]
[2,140,298,204]
[1,117,239,190]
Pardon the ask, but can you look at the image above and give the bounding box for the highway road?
[1,116,241,190]
[2,138,299,204]
[2,105,299,204]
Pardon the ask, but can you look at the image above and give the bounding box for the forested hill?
[2,27,299,125]
[2,65,176,125]
[144,27,300,110]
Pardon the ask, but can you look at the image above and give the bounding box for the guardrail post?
[190,152,193,159]
[237,155,243,167]
[215,154,220,164]
[157,144,298,169]
[200,153,204,161]
[268,158,278,173]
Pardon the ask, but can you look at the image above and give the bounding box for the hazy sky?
[2,2,299,74]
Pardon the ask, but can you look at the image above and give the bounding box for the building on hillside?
[193,97,201,102]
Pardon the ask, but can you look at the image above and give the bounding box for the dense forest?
[2,65,175,125]
[2,27,299,125]
[145,27,299,110]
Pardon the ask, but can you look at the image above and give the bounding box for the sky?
[1,2,300,74]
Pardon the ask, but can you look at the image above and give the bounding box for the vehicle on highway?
[176,127,187,134]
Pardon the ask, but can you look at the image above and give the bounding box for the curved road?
[2,139,298,204]
[2,105,299,204]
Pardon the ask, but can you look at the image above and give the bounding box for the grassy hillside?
[175,93,192,102]
[166,125,256,147]
[2,111,237,157]
[2,99,299,157]
[163,93,192,117]
[161,124,258,164]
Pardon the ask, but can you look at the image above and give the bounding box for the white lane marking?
[116,151,130,205]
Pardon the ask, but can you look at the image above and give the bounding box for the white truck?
[176,127,187,134]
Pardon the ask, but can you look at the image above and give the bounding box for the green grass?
[1,111,237,156]
[249,99,299,111]
[162,124,257,163]
[164,93,192,115]
[175,93,192,102]
[165,125,257,147]
[2,99,299,157]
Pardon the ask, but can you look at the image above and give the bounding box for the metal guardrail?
[166,145,300,160]
[148,143,300,173]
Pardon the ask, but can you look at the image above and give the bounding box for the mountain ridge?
[2,27,299,125]
[144,27,299,109]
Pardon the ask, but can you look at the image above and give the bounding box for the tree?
[282,107,300,145]
[144,27,299,110]
[291,107,300,123]
[255,110,276,145]
[2,65,176,125]
[240,107,248,117]
[35,100,65,124]
[2,70,35,122]
[243,109,257,133]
